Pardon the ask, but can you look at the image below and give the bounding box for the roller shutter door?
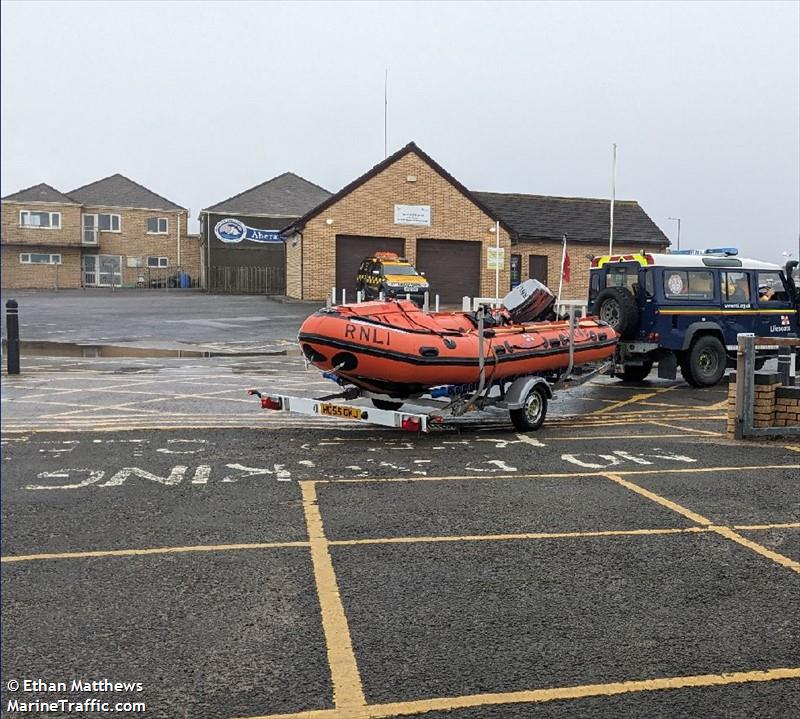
[335,235,405,294]
[416,239,481,303]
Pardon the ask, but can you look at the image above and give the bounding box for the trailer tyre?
[510,384,548,432]
[682,335,726,387]
[593,287,639,339]
[619,360,654,382]
[372,398,404,411]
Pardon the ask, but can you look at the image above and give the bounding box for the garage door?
[416,239,481,303]
[335,235,405,294]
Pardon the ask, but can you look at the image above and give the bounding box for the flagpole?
[556,234,566,308]
[495,219,500,304]
[609,142,617,254]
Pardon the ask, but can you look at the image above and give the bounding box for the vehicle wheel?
[619,360,654,382]
[683,335,726,387]
[592,287,639,339]
[371,398,404,411]
[510,384,548,432]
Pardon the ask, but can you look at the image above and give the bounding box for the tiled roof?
[474,192,669,246]
[68,174,185,211]
[204,172,331,216]
[2,183,79,204]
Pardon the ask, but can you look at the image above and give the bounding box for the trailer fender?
[505,376,553,409]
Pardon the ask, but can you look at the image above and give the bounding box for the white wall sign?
[487,246,505,270]
[394,204,431,226]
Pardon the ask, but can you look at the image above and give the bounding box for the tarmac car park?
[1,290,799,719]
[589,250,800,386]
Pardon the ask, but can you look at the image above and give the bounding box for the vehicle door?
[754,270,797,338]
[720,270,755,346]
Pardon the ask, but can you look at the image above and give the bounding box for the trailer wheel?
[619,360,653,382]
[372,398,404,411]
[510,384,548,432]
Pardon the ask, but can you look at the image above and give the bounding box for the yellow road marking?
[711,526,800,574]
[603,473,800,574]
[785,446,800,453]
[323,464,800,484]
[590,386,676,416]
[733,522,800,530]
[1,540,310,563]
[300,481,367,711]
[237,667,800,719]
[648,421,721,436]
[602,473,713,525]
[329,527,709,547]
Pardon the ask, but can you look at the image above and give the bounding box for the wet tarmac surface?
[2,294,799,719]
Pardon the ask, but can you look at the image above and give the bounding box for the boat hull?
[298,301,617,396]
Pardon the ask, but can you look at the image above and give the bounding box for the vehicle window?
[663,270,714,300]
[722,271,751,304]
[606,267,637,293]
[644,269,655,298]
[756,271,789,303]
[589,272,600,303]
[382,264,418,276]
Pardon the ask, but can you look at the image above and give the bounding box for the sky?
[2,0,798,261]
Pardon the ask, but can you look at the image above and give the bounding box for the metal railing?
[734,335,799,439]
[137,267,200,289]
[210,266,285,294]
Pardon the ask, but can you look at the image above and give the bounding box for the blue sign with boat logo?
[214,218,283,244]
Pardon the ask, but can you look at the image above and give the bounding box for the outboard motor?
[502,279,555,323]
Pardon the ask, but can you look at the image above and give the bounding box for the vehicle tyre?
[619,360,654,382]
[592,287,639,339]
[371,398,404,411]
[683,335,726,387]
[510,384,548,432]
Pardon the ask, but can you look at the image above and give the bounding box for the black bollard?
[5,299,20,375]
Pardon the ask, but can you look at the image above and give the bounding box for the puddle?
[2,340,286,359]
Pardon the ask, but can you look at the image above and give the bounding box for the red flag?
[562,249,571,283]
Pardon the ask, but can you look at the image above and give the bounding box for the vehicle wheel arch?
[680,322,725,351]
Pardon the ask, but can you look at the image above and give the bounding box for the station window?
[20,210,61,229]
[147,256,168,268]
[663,270,714,300]
[147,217,168,234]
[20,253,61,264]
[98,213,121,232]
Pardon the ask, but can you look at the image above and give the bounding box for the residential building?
[1,174,199,289]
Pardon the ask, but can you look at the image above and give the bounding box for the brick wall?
[1,201,83,248]
[285,233,302,299]
[512,240,663,301]
[80,206,195,286]
[726,376,800,437]
[288,152,513,300]
[1,246,82,288]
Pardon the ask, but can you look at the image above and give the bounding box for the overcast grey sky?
[2,1,798,259]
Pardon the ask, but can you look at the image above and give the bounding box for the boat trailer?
[248,308,614,433]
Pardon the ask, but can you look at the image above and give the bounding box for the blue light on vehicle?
[670,247,738,257]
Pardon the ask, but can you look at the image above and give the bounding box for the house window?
[147,217,168,234]
[98,213,121,232]
[147,256,169,268]
[20,253,61,265]
[20,211,61,229]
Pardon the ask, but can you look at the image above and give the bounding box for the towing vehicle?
[356,252,429,305]
[588,249,799,386]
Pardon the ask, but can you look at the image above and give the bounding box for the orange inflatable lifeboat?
[299,282,617,397]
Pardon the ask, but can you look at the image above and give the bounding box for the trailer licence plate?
[319,403,364,420]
